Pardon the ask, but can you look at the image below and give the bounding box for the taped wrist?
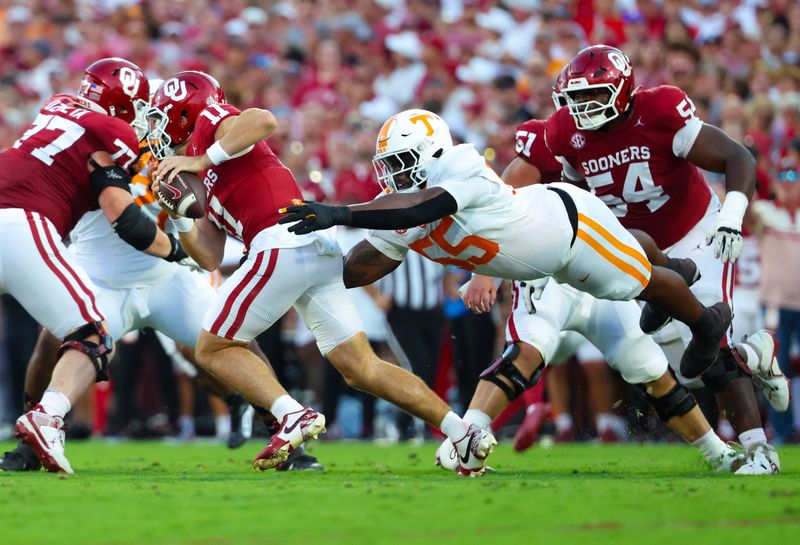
[89,161,131,198]
[165,233,189,262]
[348,191,457,229]
[718,191,749,225]
[112,203,157,251]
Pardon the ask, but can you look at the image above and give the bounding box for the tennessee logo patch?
[570,133,585,149]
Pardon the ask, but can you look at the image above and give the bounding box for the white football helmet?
[372,109,453,193]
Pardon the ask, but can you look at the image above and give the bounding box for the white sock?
[270,395,304,422]
[555,413,573,433]
[39,388,71,418]
[692,429,732,463]
[463,409,492,430]
[739,428,767,450]
[738,343,759,372]
[178,415,195,437]
[596,413,614,433]
[215,415,231,438]
[439,411,470,443]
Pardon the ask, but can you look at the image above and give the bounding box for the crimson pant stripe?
[721,261,733,346]
[508,281,521,343]
[225,248,280,339]
[39,215,103,320]
[25,211,93,323]
[210,251,265,336]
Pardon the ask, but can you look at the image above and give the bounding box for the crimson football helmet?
[562,45,635,130]
[76,58,149,126]
[147,71,226,159]
[551,64,569,110]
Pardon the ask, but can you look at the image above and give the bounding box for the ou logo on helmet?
[162,78,188,101]
[118,67,141,98]
[607,51,632,77]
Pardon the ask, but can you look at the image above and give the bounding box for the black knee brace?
[478,344,543,401]
[637,379,697,421]
[57,322,114,382]
[701,347,750,392]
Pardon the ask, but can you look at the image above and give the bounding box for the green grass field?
[1,440,799,545]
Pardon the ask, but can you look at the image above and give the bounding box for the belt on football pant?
[547,186,578,248]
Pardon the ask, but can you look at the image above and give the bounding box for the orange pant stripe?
[577,213,651,273]
[576,229,650,289]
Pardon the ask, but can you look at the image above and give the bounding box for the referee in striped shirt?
[382,252,445,437]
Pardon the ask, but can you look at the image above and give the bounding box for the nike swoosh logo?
[579,273,590,282]
[283,412,309,434]
[458,436,472,464]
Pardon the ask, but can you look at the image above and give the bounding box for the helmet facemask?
[131,98,151,141]
[146,106,176,159]
[563,83,622,130]
[372,140,432,193]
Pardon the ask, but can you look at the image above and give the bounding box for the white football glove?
[519,277,549,314]
[705,191,748,263]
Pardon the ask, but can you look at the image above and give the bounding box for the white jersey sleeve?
[366,229,409,261]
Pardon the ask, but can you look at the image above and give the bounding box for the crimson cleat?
[452,424,497,477]
[513,403,551,453]
[252,408,325,472]
[15,405,73,474]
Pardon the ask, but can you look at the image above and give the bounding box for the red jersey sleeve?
[515,119,563,182]
[187,104,241,157]
[643,86,704,158]
[86,116,140,171]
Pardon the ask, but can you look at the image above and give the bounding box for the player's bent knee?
[58,321,114,382]
[636,373,697,422]
[479,343,544,401]
[701,348,750,392]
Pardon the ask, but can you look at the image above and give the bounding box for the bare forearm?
[215,109,276,156]
[343,240,401,287]
[179,220,225,271]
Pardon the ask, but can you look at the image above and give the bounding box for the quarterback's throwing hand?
[278,201,348,235]
[154,155,211,185]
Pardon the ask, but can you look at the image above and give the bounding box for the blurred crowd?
[1,0,800,445]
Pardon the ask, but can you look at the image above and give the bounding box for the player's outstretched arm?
[343,240,402,288]
[154,108,277,184]
[686,124,756,262]
[91,151,185,262]
[279,187,458,235]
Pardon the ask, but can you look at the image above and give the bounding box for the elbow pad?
[112,203,157,251]
[90,162,131,198]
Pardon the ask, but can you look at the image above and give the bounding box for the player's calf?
[639,258,701,334]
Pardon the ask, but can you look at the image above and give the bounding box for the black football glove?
[278,201,351,235]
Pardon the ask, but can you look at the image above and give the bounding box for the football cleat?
[0,441,42,472]
[708,444,746,473]
[252,408,325,472]
[276,445,325,471]
[679,302,732,379]
[734,443,780,475]
[15,405,73,474]
[227,400,253,450]
[434,438,458,472]
[640,258,700,334]
[451,424,497,477]
[513,403,551,453]
[740,330,790,412]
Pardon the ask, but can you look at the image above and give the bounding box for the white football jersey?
[68,162,175,289]
[368,144,574,280]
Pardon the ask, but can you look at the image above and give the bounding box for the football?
[155,172,207,219]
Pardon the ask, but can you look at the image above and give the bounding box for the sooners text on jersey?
[546,86,712,249]
[0,95,140,236]
[186,104,303,246]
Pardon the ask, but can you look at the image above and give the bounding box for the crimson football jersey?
[186,104,303,247]
[545,86,712,249]
[514,119,562,183]
[0,95,140,236]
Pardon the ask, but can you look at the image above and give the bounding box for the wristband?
[719,191,749,224]
[206,140,231,166]
[170,216,195,233]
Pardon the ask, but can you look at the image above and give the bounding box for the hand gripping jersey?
[514,118,563,183]
[186,103,336,252]
[0,95,140,236]
[367,144,575,281]
[545,86,712,249]
[69,149,176,288]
